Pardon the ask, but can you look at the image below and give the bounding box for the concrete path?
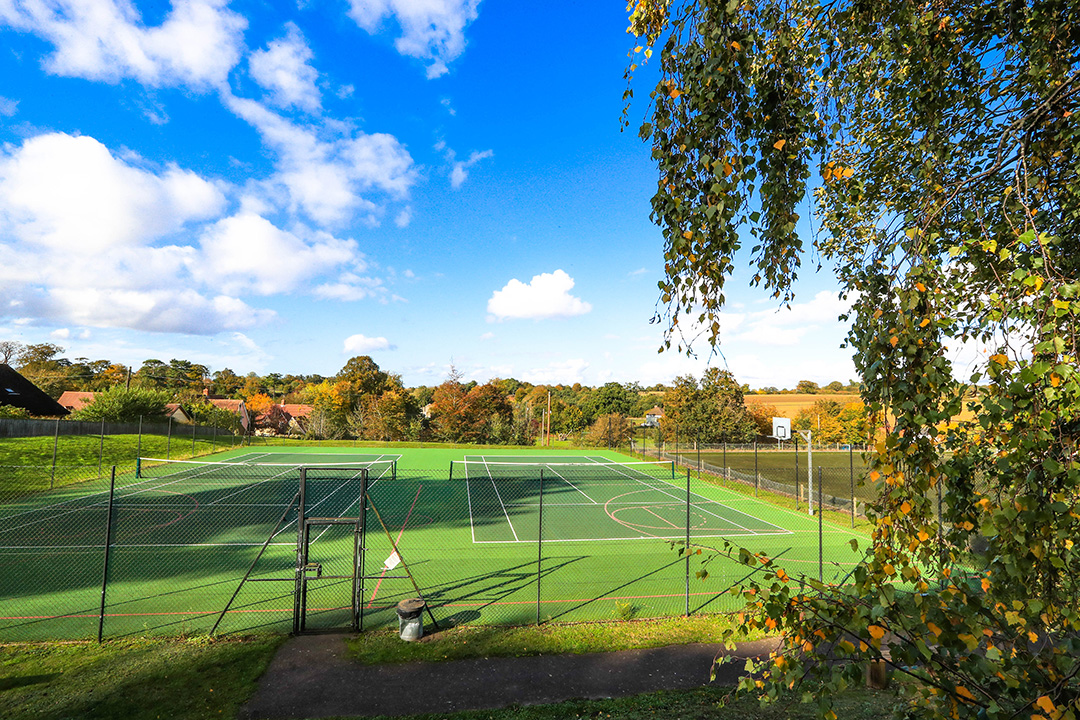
[240,634,780,719]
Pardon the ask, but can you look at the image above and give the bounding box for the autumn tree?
[628,1,1080,718]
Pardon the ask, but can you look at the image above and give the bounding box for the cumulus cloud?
[0,132,382,334]
[345,0,480,78]
[249,23,321,113]
[0,0,246,90]
[487,270,592,321]
[224,93,417,226]
[197,213,358,295]
[0,133,225,252]
[343,334,394,353]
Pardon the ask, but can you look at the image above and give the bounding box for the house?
[58,390,96,413]
[643,405,664,428]
[0,364,69,417]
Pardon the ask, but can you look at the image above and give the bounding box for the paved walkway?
[240,634,780,719]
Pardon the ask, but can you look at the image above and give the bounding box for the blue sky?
[0,0,856,389]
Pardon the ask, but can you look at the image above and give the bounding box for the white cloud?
[522,358,590,385]
[314,273,386,301]
[0,131,389,335]
[224,93,417,226]
[0,0,246,90]
[449,149,492,189]
[345,0,480,78]
[0,96,17,116]
[628,268,647,277]
[0,132,226,252]
[480,331,494,340]
[249,23,321,113]
[395,206,412,227]
[343,334,394,353]
[50,328,70,339]
[197,212,359,295]
[487,269,592,321]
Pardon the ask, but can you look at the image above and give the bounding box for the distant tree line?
[0,340,875,444]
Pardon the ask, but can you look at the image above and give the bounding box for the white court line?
[542,466,598,504]
[482,456,519,542]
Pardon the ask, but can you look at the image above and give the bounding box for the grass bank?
[0,635,283,720]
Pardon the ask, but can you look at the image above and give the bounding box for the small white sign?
[382,551,401,570]
[772,417,792,440]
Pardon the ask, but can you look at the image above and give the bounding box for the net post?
[448,461,454,482]
[685,467,691,617]
[135,457,141,479]
[795,437,800,511]
[97,467,117,643]
[536,468,544,626]
[137,415,143,460]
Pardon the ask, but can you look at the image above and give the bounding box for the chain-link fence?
[1,458,871,640]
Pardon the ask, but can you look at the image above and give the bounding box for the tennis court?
[0,447,866,640]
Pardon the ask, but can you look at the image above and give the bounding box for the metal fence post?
[850,444,856,528]
[794,436,800,511]
[685,468,691,617]
[191,422,197,457]
[98,418,105,479]
[136,416,142,459]
[98,467,117,642]
[50,417,59,490]
[537,468,544,625]
[754,440,759,497]
[167,417,173,459]
[818,467,824,583]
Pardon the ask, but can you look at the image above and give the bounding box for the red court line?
[366,484,422,608]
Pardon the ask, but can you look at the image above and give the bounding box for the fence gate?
[292,468,369,633]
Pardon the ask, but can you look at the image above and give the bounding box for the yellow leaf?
[868,625,885,640]
[956,686,975,701]
[981,578,991,592]
[915,282,926,292]
[927,622,942,637]
[890,336,899,347]
[1028,631,1039,643]
[1036,696,1056,714]
[669,87,682,99]
[682,230,693,240]
[920,318,931,327]
[990,353,1009,366]
[869,470,880,482]
[731,40,742,51]
[900,501,912,514]
[841,167,854,178]
[918,530,931,542]
[773,139,786,150]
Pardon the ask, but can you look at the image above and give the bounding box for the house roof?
[279,403,312,418]
[0,364,69,417]
[208,398,244,412]
[645,406,664,416]
[58,391,96,411]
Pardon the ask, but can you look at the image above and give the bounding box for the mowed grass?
[0,434,238,498]
[346,613,767,665]
[0,635,283,720]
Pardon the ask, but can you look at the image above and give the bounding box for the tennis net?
[450,460,674,485]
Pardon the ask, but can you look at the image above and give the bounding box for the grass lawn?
[0,616,906,720]
[0,635,283,720]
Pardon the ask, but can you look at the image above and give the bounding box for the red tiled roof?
[58,391,96,411]
[646,406,664,416]
[209,398,244,412]
[279,403,312,418]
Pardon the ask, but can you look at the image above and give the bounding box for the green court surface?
[0,446,867,641]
